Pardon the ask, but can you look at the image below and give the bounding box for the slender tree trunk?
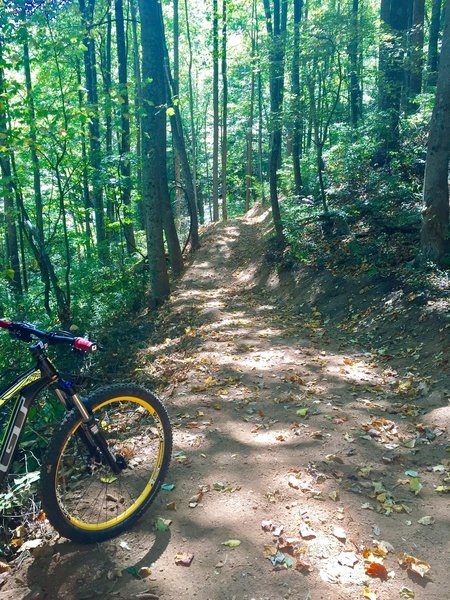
[221,0,228,221]
[212,0,220,221]
[138,0,171,304]
[159,4,199,253]
[0,59,22,294]
[427,0,442,87]
[115,0,136,253]
[79,0,108,261]
[76,58,93,257]
[378,0,409,163]
[102,0,115,228]
[184,0,202,224]
[130,0,144,229]
[245,0,257,211]
[408,0,425,109]
[23,29,44,245]
[349,0,362,125]
[291,0,303,196]
[263,0,288,244]
[421,1,450,261]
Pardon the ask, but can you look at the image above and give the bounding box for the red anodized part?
[0,320,12,329]
[74,337,96,352]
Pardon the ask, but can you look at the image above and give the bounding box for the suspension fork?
[58,385,123,476]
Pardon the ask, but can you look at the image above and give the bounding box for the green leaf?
[296,408,308,417]
[221,539,241,548]
[154,517,172,531]
[161,483,176,491]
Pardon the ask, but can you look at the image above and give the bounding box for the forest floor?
[1,203,449,600]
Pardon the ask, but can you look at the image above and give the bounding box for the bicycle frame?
[0,366,53,485]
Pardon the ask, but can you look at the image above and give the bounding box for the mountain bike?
[0,319,172,543]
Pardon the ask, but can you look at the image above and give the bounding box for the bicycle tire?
[40,384,172,543]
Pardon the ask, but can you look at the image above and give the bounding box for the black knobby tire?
[40,384,172,543]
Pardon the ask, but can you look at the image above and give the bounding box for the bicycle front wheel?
[40,384,172,542]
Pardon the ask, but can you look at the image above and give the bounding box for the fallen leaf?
[17,539,43,553]
[362,589,378,600]
[409,477,423,495]
[288,474,301,489]
[138,567,152,578]
[365,562,388,579]
[398,553,431,578]
[299,522,316,540]
[338,551,358,568]
[328,490,339,501]
[161,483,176,491]
[417,516,435,526]
[296,408,308,417]
[399,587,415,598]
[332,526,346,542]
[154,517,172,532]
[174,552,194,567]
[166,501,176,511]
[221,539,241,548]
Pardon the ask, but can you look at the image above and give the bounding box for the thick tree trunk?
[421,2,450,261]
[138,0,171,304]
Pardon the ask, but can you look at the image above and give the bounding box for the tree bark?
[421,1,450,261]
[115,0,136,253]
[212,0,220,221]
[184,0,203,224]
[221,0,228,221]
[378,0,410,163]
[138,0,171,304]
[263,0,288,244]
[408,0,425,108]
[79,0,108,262]
[291,0,303,196]
[0,58,22,294]
[349,0,362,125]
[427,0,442,87]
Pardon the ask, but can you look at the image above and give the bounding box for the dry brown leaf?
[174,552,194,567]
[398,553,431,578]
[364,561,388,579]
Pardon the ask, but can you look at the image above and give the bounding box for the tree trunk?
[245,0,257,211]
[138,0,171,304]
[291,0,303,196]
[221,0,228,221]
[184,0,203,224]
[349,0,362,126]
[130,0,144,229]
[408,0,425,109]
[263,0,288,244]
[159,4,199,254]
[0,58,22,294]
[378,0,410,163]
[421,1,450,261]
[212,0,220,221]
[79,0,108,262]
[427,0,442,87]
[115,0,136,254]
[76,58,93,257]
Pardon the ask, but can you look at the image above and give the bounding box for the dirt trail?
[2,206,449,600]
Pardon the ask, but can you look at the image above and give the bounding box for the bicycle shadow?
[25,525,171,600]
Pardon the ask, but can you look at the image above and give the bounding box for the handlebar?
[0,319,97,353]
